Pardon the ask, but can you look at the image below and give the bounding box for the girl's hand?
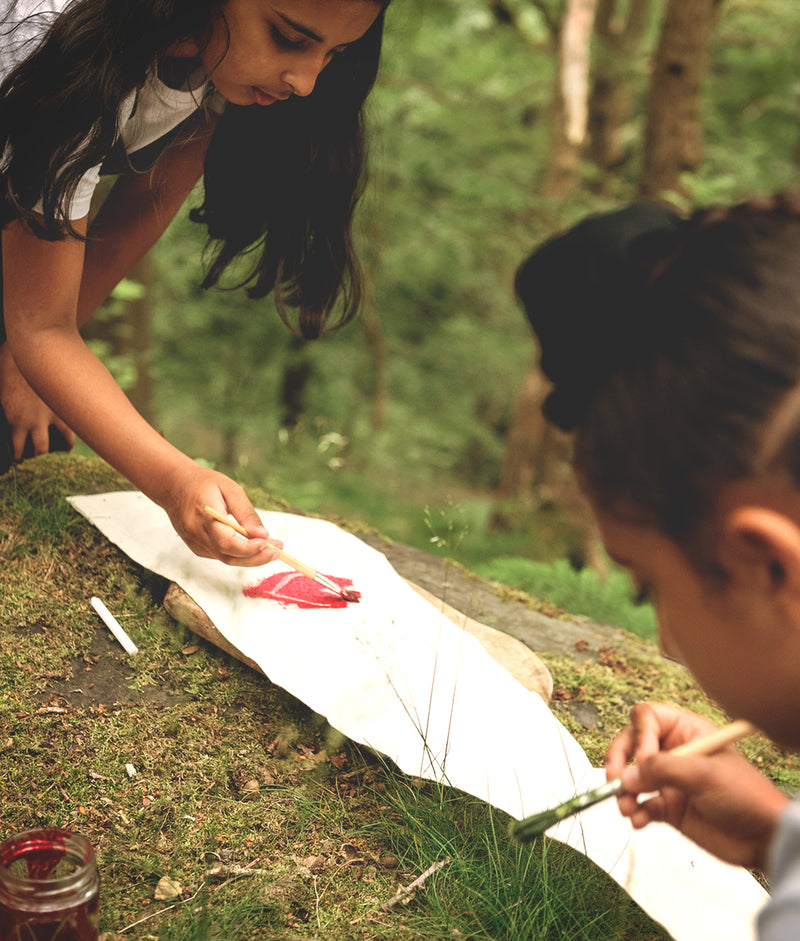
[160,461,283,567]
[0,344,76,459]
[606,703,788,869]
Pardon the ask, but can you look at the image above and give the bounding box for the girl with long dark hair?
[0,0,389,564]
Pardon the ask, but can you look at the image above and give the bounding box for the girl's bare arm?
[2,112,279,566]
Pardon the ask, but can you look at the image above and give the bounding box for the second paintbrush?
[203,505,361,603]
[510,718,757,842]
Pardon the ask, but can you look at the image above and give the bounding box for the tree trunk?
[541,0,599,196]
[279,336,312,430]
[124,255,157,426]
[587,0,654,173]
[354,213,387,434]
[362,313,386,432]
[639,0,720,200]
[489,365,548,529]
[81,254,157,426]
[491,362,606,572]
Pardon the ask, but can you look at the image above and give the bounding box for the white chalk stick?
[90,596,139,655]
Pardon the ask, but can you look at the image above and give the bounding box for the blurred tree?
[491,0,796,571]
[82,256,156,426]
[639,0,721,199]
[280,336,312,431]
[542,0,599,195]
[587,0,656,174]
[489,366,548,526]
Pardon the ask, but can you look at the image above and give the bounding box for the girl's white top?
[0,0,222,219]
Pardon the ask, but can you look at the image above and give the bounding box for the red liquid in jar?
[0,829,99,941]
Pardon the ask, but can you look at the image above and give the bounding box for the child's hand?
[606,703,788,869]
[0,344,76,459]
[159,462,283,567]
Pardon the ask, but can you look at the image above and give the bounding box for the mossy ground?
[1,455,796,939]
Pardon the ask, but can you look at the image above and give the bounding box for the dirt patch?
[32,624,189,709]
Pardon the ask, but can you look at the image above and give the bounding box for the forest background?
[82,0,800,635]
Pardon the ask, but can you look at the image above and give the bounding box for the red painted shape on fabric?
[243,571,361,609]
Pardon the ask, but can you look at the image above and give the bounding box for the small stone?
[154,876,183,901]
[570,702,600,730]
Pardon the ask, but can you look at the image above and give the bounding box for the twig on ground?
[205,862,269,879]
[117,882,205,933]
[381,857,450,911]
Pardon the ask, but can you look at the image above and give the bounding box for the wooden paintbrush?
[509,718,757,843]
[203,505,360,603]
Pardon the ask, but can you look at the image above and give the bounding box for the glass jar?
[0,828,99,941]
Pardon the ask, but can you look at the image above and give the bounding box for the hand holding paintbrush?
[203,505,360,603]
[510,718,757,842]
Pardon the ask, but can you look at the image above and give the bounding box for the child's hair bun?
[516,203,685,430]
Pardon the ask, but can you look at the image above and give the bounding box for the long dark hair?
[0,0,389,336]
[516,195,800,549]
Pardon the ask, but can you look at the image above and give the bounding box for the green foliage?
[690,0,800,204]
[475,557,658,642]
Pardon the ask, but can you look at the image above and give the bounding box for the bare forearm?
[10,323,192,502]
[9,322,280,565]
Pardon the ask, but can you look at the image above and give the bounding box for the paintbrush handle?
[204,505,249,537]
[270,546,350,598]
[275,552,355,601]
[275,548,320,581]
[203,505,351,598]
[204,505,320,576]
[668,718,757,759]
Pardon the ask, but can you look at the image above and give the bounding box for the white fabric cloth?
[68,490,769,941]
[0,0,214,218]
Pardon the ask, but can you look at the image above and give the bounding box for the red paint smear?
[243,571,360,609]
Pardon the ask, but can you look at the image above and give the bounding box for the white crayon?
[90,596,139,655]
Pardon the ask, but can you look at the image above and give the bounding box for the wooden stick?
[668,718,756,758]
[203,505,360,603]
[204,504,250,537]
[381,857,450,911]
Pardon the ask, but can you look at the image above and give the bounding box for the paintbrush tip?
[508,813,556,843]
[341,588,361,603]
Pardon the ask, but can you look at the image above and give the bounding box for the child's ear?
[723,506,800,596]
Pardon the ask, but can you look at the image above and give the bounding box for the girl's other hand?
[606,703,788,869]
[161,461,283,566]
[0,344,76,459]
